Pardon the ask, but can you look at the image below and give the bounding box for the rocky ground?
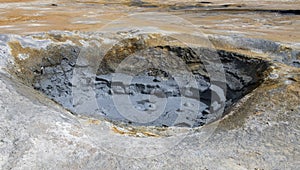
[0,0,299,169]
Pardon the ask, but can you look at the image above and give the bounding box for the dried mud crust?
[8,36,271,127]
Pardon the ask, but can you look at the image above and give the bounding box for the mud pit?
[0,0,299,169]
[12,35,270,128]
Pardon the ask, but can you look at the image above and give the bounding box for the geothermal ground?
[0,0,299,169]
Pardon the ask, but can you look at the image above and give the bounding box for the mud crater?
[14,37,270,128]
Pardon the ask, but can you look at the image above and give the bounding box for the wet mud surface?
[29,40,270,127]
